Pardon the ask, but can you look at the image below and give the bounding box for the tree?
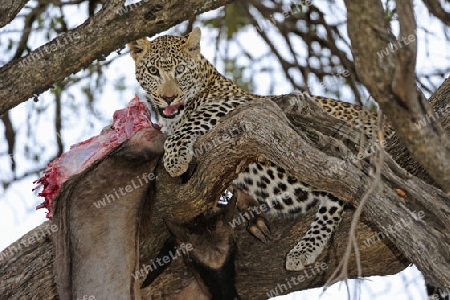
[0,0,449,299]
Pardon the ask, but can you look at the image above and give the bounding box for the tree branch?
[0,0,234,115]
[393,0,417,107]
[422,0,450,27]
[0,0,29,29]
[343,0,450,194]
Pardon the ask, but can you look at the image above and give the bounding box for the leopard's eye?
[148,66,159,76]
[175,65,185,74]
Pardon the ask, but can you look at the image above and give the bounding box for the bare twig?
[422,0,450,27]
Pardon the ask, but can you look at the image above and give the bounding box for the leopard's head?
[128,27,209,119]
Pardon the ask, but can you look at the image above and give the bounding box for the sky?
[0,1,448,299]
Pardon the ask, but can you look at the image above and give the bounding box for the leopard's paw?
[163,147,192,177]
[285,248,316,271]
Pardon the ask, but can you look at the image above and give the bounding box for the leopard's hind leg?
[286,194,345,271]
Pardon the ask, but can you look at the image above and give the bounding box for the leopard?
[128,27,390,272]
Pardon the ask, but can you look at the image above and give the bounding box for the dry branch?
[344,0,450,193]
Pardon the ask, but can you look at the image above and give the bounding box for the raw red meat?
[33,96,160,219]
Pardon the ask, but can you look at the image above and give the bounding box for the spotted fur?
[128,28,388,271]
[233,161,345,270]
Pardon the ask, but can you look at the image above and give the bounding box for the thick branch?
[393,0,417,106]
[344,0,450,193]
[0,0,234,114]
[194,95,450,290]
[0,0,29,29]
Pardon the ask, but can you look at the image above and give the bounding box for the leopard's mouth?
[159,102,185,119]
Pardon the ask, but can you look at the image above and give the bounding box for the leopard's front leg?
[163,101,240,177]
[163,129,201,177]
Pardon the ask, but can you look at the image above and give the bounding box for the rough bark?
[0,0,234,115]
[344,0,450,193]
[1,81,449,298]
[0,0,28,29]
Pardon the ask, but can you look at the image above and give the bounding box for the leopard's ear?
[128,38,151,62]
[183,27,201,58]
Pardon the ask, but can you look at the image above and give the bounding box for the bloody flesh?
[33,96,159,219]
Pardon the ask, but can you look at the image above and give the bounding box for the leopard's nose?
[161,95,178,105]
